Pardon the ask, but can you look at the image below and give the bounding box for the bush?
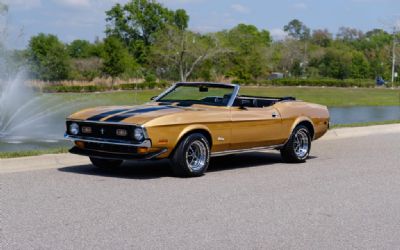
[41,81,172,93]
[234,78,379,88]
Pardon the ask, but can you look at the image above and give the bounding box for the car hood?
[68,104,193,125]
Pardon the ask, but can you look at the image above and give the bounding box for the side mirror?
[150,96,157,101]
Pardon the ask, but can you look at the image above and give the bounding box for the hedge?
[232,78,383,88]
[40,81,170,93]
[39,78,398,93]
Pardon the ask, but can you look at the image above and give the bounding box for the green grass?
[331,120,400,128]
[239,87,400,107]
[49,86,400,107]
[0,147,69,159]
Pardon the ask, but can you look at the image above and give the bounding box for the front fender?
[177,124,212,145]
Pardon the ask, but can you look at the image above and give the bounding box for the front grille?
[84,142,138,154]
[66,121,139,142]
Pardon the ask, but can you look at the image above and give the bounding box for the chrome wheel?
[186,140,207,172]
[293,128,310,159]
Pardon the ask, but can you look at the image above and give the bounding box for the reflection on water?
[329,106,400,125]
[0,104,399,152]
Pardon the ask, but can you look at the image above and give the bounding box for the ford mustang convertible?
[65,82,329,177]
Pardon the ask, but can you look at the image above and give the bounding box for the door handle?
[272,112,278,118]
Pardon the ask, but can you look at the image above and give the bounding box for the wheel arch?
[290,117,315,140]
[170,125,213,157]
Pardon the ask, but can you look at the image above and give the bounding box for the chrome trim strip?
[67,119,137,126]
[227,84,240,107]
[145,148,168,160]
[211,144,284,157]
[64,134,152,148]
[153,84,176,102]
[152,82,240,107]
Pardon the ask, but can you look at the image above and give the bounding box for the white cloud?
[291,2,307,10]
[270,28,288,40]
[230,3,250,14]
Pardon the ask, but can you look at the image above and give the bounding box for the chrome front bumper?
[64,134,152,148]
[64,134,167,160]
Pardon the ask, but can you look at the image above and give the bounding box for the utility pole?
[391,33,396,88]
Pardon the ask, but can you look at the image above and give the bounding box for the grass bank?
[331,120,400,128]
[0,147,69,159]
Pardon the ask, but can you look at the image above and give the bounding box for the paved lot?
[1,129,400,249]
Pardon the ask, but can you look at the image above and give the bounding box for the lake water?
[330,106,400,125]
[0,106,399,152]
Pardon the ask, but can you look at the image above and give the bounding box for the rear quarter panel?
[274,101,330,140]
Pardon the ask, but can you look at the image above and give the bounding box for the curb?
[321,124,400,141]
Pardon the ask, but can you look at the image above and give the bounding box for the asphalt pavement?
[1,126,400,249]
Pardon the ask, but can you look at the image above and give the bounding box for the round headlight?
[133,127,144,141]
[69,123,79,135]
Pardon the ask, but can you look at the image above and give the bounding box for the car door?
[229,105,284,150]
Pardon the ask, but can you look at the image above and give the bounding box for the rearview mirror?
[199,86,208,92]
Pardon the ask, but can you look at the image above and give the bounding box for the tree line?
[16,0,400,83]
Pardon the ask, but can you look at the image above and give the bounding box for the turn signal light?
[75,141,85,149]
[137,147,149,154]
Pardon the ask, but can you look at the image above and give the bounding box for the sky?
[2,0,400,49]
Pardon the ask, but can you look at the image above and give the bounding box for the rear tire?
[280,125,311,163]
[170,133,210,177]
[90,157,123,169]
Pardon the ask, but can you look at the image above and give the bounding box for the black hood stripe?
[104,106,176,122]
[86,109,130,121]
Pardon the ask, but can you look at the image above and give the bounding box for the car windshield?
[157,84,235,107]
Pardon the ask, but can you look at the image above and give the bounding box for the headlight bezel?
[69,123,80,135]
[133,127,147,141]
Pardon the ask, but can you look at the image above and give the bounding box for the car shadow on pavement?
[58,152,314,179]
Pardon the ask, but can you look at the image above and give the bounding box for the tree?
[67,40,92,58]
[283,20,310,76]
[101,36,137,84]
[150,25,220,81]
[0,2,7,13]
[337,27,364,42]
[174,9,189,31]
[28,33,71,81]
[105,0,189,63]
[284,19,310,40]
[316,47,353,79]
[311,29,332,47]
[216,24,271,81]
[350,51,370,78]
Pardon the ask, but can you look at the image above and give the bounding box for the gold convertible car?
[65,82,329,177]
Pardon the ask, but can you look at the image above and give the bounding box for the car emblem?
[100,128,105,135]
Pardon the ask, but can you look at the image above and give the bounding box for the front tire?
[170,133,210,177]
[90,157,123,169]
[280,125,311,163]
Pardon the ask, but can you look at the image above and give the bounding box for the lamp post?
[391,35,396,88]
